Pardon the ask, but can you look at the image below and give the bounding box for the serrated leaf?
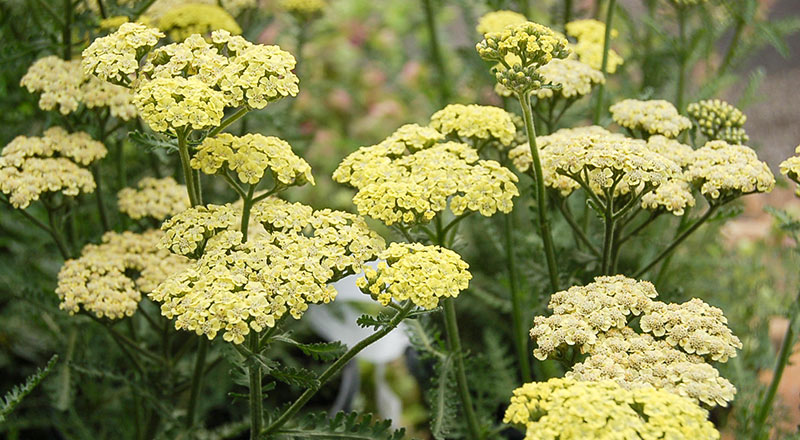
[0,354,58,423]
[129,130,178,153]
[274,411,405,440]
[356,311,394,330]
[270,365,319,390]
[275,337,347,362]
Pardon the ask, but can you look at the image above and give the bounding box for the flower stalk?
[592,0,617,124]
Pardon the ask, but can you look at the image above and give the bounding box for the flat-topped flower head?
[134,76,225,132]
[687,99,749,144]
[160,203,238,256]
[192,133,312,187]
[534,58,604,100]
[117,177,190,221]
[504,378,720,440]
[780,146,800,192]
[151,201,384,344]
[685,140,774,201]
[641,178,695,216]
[21,56,137,119]
[477,21,571,94]
[567,328,736,407]
[610,99,692,138]
[640,298,743,362]
[530,275,658,359]
[646,135,695,168]
[356,243,471,310]
[56,230,189,320]
[429,104,516,149]
[82,22,165,84]
[157,4,241,41]
[0,128,106,208]
[565,19,623,73]
[475,10,527,35]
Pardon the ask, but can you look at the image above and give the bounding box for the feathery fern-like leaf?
[273,411,405,439]
[0,354,58,423]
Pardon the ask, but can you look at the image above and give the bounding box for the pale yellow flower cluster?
[530,275,741,407]
[780,146,800,190]
[568,328,737,407]
[610,99,692,138]
[565,19,623,74]
[21,56,137,119]
[534,58,604,100]
[334,125,519,226]
[135,76,226,132]
[141,0,256,21]
[0,128,106,208]
[685,140,774,201]
[151,199,385,344]
[429,104,516,149]
[645,135,695,168]
[687,99,749,144]
[56,230,189,319]
[191,133,314,186]
[81,23,165,84]
[280,0,326,15]
[477,21,571,94]
[117,177,190,221]
[640,179,696,216]
[158,4,241,41]
[475,10,527,35]
[356,243,471,310]
[504,378,720,440]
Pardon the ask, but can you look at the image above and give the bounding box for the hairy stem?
[177,131,200,207]
[592,0,617,124]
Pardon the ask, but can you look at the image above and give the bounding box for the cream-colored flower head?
[280,0,326,16]
[565,19,623,73]
[534,58,604,100]
[686,140,774,201]
[567,327,737,407]
[475,10,527,35]
[641,178,695,216]
[530,275,658,360]
[429,104,516,149]
[504,378,720,439]
[151,200,385,344]
[117,177,190,221]
[687,99,749,144]
[477,21,571,94]
[0,127,106,208]
[56,230,189,319]
[356,243,471,310]
[191,133,313,186]
[646,135,694,168]
[335,124,519,226]
[610,99,691,138]
[21,56,137,119]
[157,4,241,41]
[780,146,800,191]
[82,23,165,84]
[134,76,225,132]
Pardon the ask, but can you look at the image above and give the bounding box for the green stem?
[248,332,263,440]
[208,108,249,138]
[46,207,73,259]
[563,0,573,30]
[442,299,482,439]
[676,7,688,111]
[719,17,744,76]
[91,165,111,231]
[263,302,414,435]
[505,212,531,383]
[518,92,559,291]
[753,289,800,440]
[240,185,256,240]
[421,0,451,106]
[556,196,601,257]
[601,193,616,275]
[185,338,208,429]
[177,131,200,207]
[634,205,717,278]
[62,0,72,60]
[592,0,616,124]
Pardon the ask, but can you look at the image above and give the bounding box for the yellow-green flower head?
[117,177,190,221]
[141,0,256,21]
[429,104,516,149]
[640,298,743,363]
[565,19,623,73]
[568,327,736,407]
[476,21,571,94]
[56,230,189,320]
[475,10,527,35]
[534,58,604,100]
[356,243,471,310]
[134,76,226,132]
[99,15,130,31]
[151,200,385,344]
[610,99,692,139]
[504,378,720,440]
[641,178,695,216]
[82,22,165,84]
[191,133,313,186]
[0,128,106,208]
[157,3,242,41]
[21,56,137,119]
[685,140,774,201]
[646,135,695,168]
[280,0,326,16]
[780,146,800,188]
[687,99,749,144]
[530,275,658,360]
[159,203,238,256]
